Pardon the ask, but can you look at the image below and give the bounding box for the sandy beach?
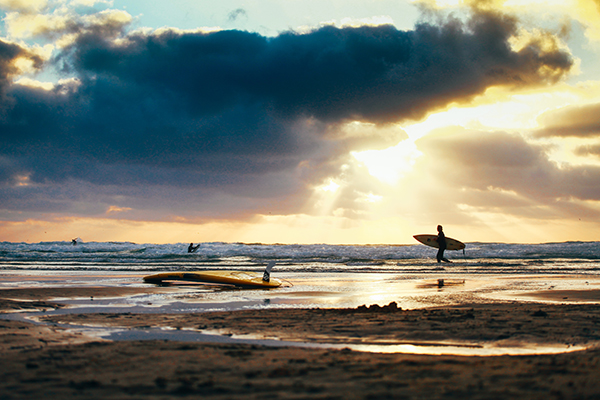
[1,283,600,399]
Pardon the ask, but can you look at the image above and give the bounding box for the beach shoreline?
[1,281,600,399]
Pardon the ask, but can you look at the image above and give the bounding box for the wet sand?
[0,286,178,301]
[40,299,600,348]
[1,285,600,399]
[520,289,600,302]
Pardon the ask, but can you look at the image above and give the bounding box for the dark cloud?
[61,10,573,124]
[0,7,575,219]
[228,8,248,22]
[535,102,600,138]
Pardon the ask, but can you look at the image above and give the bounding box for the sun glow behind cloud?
[417,0,600,47]
[351,88,557,186]
[345,63,600,240]
[318,179,340,193]
[352,141,421,185]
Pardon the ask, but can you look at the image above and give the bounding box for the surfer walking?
[188,243,200,253]
[436,225,452,263]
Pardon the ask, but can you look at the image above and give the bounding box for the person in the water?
[188,243,200,253]
[436,225,452,263]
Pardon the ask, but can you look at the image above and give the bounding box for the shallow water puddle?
[1,307,591,357]
[57,323,588,356]
[199,329,587,356]
[333,342,587,356]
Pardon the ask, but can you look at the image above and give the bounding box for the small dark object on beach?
[356,302,401,313]
[382,302,400,312]
[532,309,548,317]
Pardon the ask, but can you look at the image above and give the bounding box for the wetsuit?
[436,231,448,263]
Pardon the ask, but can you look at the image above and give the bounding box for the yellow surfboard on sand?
[143,262,282,288]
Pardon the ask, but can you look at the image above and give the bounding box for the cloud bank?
[417,127,600,202]
[0,4,576,224]
[536,102,600,138]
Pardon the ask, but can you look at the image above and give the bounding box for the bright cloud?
[0,0,47,13]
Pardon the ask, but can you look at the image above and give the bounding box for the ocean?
[1,240,600,275]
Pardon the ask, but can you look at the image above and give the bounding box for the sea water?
[1,240,599,311]
[1,240,600,274]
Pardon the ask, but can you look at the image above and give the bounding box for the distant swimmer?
[188,243,200,253]
[435,225,452,263]
[72,238,77,246]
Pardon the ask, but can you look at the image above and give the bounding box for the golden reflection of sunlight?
[352,141,421,184]
[368,294,386,303]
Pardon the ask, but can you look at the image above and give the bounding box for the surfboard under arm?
[413,234,465,251]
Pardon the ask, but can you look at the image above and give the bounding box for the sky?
[1,0,600,244]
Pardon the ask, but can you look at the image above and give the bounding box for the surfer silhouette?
[436,225,452,263]
[188,243,200,253]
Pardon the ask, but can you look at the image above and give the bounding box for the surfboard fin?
[263,261,275,282]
